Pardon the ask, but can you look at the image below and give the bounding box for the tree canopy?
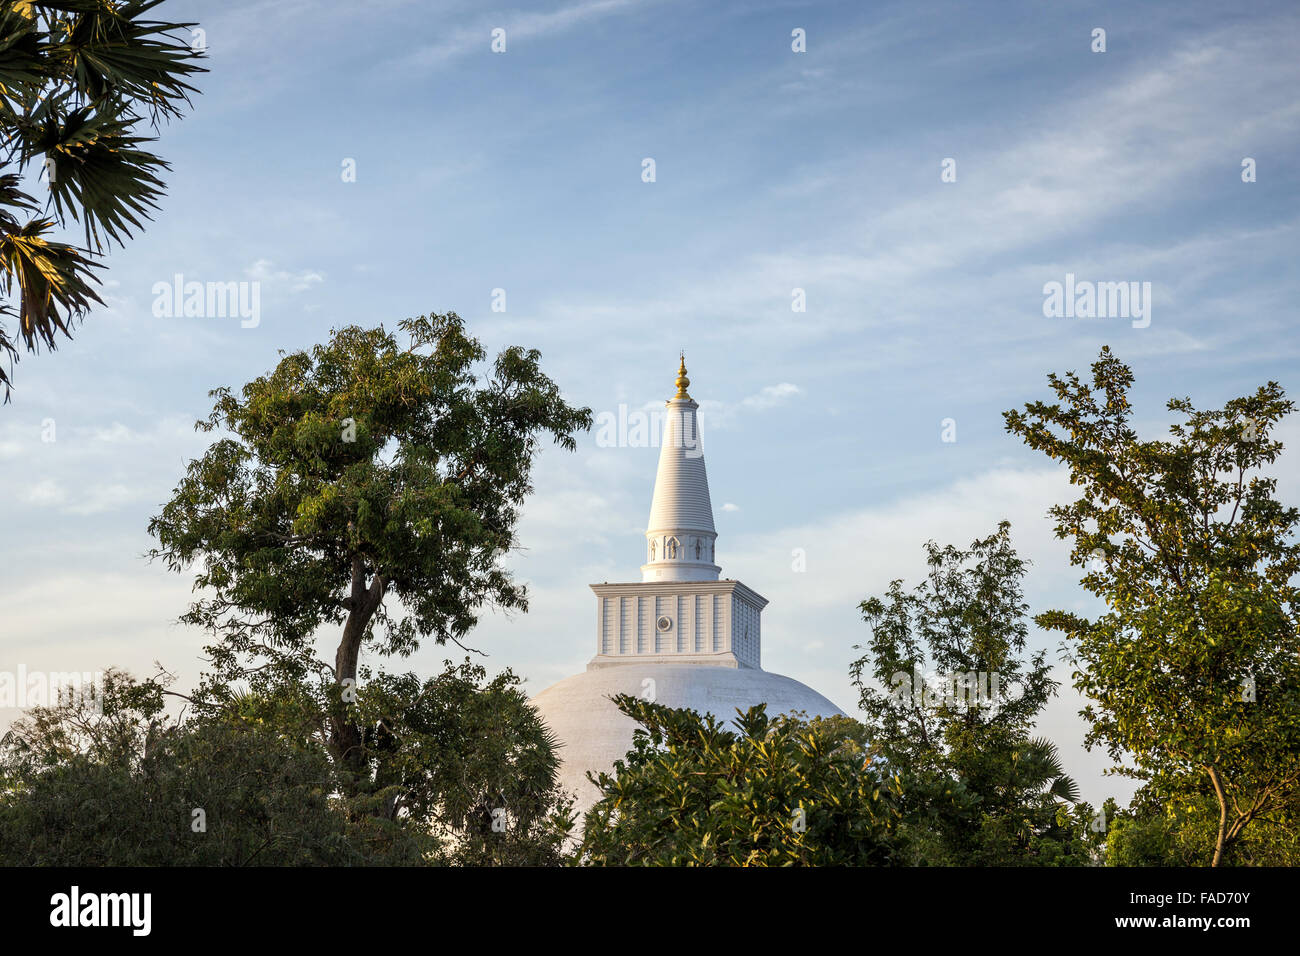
[1004,346,1300,865]
[147,312,591,835]
[851,522,1097,865]
[0,669,369,866]
[0,661,575,865]
[579,698,905,866]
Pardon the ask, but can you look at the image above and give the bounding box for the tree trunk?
[1207,764,1228,867]
[329,555,386,795]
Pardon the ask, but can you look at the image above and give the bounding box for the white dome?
[530,663,846,814]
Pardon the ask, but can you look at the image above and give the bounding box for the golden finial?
[674,351,692,400]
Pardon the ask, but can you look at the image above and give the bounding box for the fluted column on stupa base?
[589,578,766,671]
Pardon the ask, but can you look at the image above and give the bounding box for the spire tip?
[674,353,691,400]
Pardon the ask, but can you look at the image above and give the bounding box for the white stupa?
[530,356,845,813]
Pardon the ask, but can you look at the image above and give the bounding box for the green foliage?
[1004,346,1300,866]
[147,313,590,822]
[1106,792,1300,867]
[0,670,367,865]
[0,0,205,398]
[852,523,1097,865]
[578,698,905,866]
[351,661,576,866]
[0,664,575,865]
[67,313,596,864]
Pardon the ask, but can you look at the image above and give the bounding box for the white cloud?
[91,422,138,444]
[695,382,805,431]
[24,479,66,507]
[741,383,802,411]
[729,466,1075,613]
[403,0,654,70]
[65,484,138,517]
[245,259,324,293]
[18,478,139,515]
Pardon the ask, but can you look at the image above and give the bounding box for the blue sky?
[2,0,1298,806]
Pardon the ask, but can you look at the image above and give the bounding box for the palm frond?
[0,1,204,396]
[62,0,205,121]
[0,214,103,351]
[28,105,169,249]
[1048,773,1080,803]
[1023,736,1080,802]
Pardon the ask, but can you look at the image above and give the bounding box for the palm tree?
[990,736,1081,854]
[1014,736,1081,803]
[0,0,205,400]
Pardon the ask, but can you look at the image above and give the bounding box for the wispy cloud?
[402,0,655,70]
[246,259,324,293]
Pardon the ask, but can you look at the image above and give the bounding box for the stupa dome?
[532,662,844,811]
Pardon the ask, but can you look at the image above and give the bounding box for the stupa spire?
[643,354,718,582]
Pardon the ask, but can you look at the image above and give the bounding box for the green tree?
[352,661,575,866]
[0,663,576,865]
[851,522,1095,865]
[0,0,204,398]
[1004,346,1300,866]
[0,669,370,866]
[1106,792,1300,867]
[578,698,905,866]
[147,312,591,828]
